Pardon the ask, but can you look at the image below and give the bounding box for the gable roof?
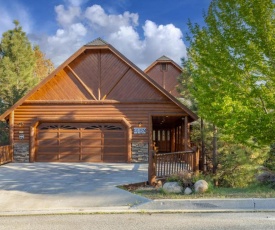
[0,38,198,121]
[144,55,182,73]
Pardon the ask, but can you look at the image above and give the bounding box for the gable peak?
[85,37,109,46]
[157,55,172,62]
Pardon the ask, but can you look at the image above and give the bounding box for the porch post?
[184,116,188,150]
[148,150,156,185]
[9,111,14,161]
[181,120,184,151]
[171,128,175,152]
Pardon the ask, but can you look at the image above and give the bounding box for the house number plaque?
[133,127,146,134]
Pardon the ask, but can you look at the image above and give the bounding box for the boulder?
[194,180,208,193]
[163,182,183,193]
[184,187,192,195]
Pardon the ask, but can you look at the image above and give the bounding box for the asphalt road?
[1,213,275,230]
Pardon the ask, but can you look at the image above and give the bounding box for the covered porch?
[149,115,199,184]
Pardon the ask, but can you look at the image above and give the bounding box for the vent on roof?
[161,63,168,71]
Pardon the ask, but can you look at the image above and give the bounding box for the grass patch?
[130,183,275,200]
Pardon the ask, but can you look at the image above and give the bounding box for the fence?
[149,148,199,183]
[0,145,12,165]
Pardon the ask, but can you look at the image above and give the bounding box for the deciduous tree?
[187,0,275,146]
[33,45,54,81]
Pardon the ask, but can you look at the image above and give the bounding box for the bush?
[166,169,194,188]
[256,167,275,189]
[0,121,9,145]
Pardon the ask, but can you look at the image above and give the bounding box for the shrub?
[166,169,194,188]
[256,167,275,189]
[0,121,9,145]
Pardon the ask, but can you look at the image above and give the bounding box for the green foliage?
[166,170,194,188]
[256,168,275,188]
[0,20,37,113]
[0,121,9,145]
[215,137,268,188]
[264,144,275,171]
[33,45,54,81]
[187,0,275,146]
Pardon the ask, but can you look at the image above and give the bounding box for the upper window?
[161,63,167,71]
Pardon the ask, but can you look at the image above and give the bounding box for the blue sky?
[0,0,211,69]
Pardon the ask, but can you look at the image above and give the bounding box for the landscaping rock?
[184,187,192,195]
[163,182,183,193]
[194,180,208,193]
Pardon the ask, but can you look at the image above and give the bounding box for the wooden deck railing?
[149,148,199,184]
[0,145,12,165]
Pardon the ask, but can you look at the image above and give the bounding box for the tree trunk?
[213,125,218,186]
[201,118,206,173]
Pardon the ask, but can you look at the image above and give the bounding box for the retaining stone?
[13,143,29,163]
[131,142,148,163]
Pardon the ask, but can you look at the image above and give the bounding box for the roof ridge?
[85,37,109,46]
[157,55,172,61]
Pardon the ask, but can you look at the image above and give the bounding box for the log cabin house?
[0,38,197,166]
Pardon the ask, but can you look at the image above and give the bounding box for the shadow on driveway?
[0,163,148,194]
[0,163,150,211]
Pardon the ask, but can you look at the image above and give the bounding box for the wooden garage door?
[36,123,127,162]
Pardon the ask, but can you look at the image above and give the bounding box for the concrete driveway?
[0,163,150,214]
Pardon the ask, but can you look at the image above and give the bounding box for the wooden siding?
[28,69,94,101]
[28,49,168,103]
[0,145,12,165]
[13,103,186,144]
[145,62,181,97]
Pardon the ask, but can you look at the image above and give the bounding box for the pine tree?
[0,20,37,113]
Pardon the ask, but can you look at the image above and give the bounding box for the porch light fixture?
[18,122,24,127]
[138,122,142,127]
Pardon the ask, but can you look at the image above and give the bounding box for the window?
[161,63,167,71]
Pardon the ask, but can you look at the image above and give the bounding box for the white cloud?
[107,20,186,70]
[28,1,187,70]
[46,23,87,65]
[84,5,138,35]
[55,5,81,27]
[142,20,186,67]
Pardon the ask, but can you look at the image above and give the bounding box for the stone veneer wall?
[131,142,149,163]
[13,143,29,162]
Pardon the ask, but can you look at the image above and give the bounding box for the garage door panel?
[59,139,80,146]
[103,155,127,163]
[37,132,58,139]
[37,139,58,145]
[37,147,59,153]
[59,155,80,161]
[81,139,102,146]
[36,122,127,163]
[59,148,80,154]
[81,147,102,154]
[104,139,125,145]
[36,154,58,161]
[81,154,102,162]
[104,132,125,138]
[60,133,80,139]
[104,146,126,153]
